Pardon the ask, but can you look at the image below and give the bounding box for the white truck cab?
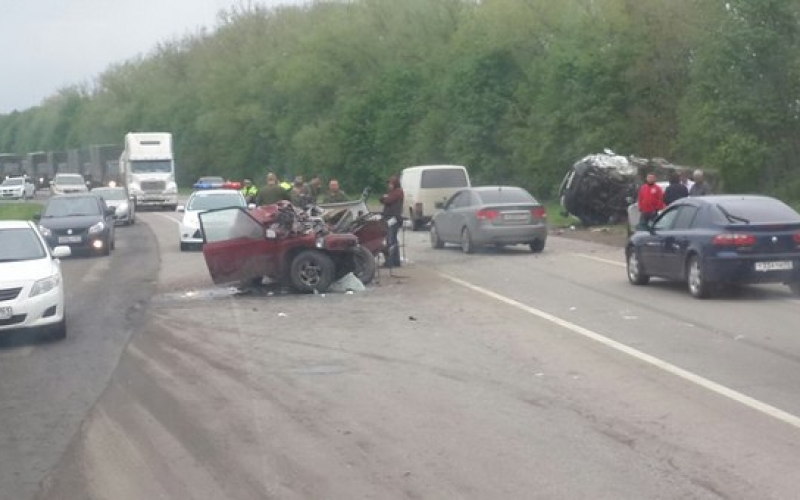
[120,132,178,210]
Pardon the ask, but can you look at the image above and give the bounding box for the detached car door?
[199,207,277,285]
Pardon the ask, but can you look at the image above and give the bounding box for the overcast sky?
[0,0,303,114]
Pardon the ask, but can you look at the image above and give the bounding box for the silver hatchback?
[430,186,548,253]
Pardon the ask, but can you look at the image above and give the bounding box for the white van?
[401,165,471,230]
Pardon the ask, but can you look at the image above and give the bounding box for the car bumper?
[704,255,800,284]
[179,224,203,244]
[134,194,177,206]
[472,224,548,246]
[0,192,24,199]
[113,211,132,224]
[0,287,65,333]
[44,233,110,252]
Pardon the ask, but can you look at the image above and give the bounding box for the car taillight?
[531,207,546,219]
[712,233,755,246]
[793,232,800,244]
[476,209,499,220]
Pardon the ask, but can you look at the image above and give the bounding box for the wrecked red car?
[199,200,385,293]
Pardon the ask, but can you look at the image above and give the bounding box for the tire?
[788,281,800,296]
[110,236,115,251]
[289,250,336,293]
[626,247,650,285]
[180,242,189,251]
[412,218,426,231]
[351,246,376,285]
[51,315,67,340]
[529,239,545,253]
[430,224,444,249]
[687,254,711,298]
[461,227,474,254]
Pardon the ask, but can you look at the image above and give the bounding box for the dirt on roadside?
[549,224,629,248]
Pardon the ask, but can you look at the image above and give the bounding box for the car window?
[200,208,265,243]
[710,198,800,224]
[448,191,470,209]
[187,193,245,211]
[653,207,681,231]
[420,169,469,189]
[672,205,698,230]
[0,227,47,261]
[44,197,101,217]
[477,188,535,204]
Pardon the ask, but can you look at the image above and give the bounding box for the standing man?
[308,174,322,203]
[380,175,404,268]
[240,179,258,204]
[322,179,348,203]
[289,176,312,208]
[637,172,665,229]
[662,172,689,206]
[689,169,712,196]
[255,173,287,206]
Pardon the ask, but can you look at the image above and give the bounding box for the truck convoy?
[120,132,178,210]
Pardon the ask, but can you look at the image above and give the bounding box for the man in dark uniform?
[255,173,288,206]
[380,175,404,268]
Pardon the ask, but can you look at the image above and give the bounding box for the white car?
[0,221,71,339]
[0,176,36,200]
[91,186,136,225]
[178,189,247,251]
[50,173,89,195]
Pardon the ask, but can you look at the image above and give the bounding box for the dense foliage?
[2,0,800,200]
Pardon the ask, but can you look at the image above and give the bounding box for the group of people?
[240,171,406,268]
[239,173,351,207]
[637,168,713,227]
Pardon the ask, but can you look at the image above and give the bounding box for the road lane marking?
[573,253,625,268]
[149,213,181,225]
[438,272,800,430]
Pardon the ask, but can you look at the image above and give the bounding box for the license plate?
[754,261,793,272]
[58,236,82,244]
[503,213,528,222]
[0,306,12,320]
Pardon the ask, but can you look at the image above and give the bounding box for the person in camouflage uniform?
[322,179,348,203]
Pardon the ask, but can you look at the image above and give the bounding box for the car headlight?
[165,182,178,194]
[39,225,52,237]
[30,274,61,297]
[88,221,105,234]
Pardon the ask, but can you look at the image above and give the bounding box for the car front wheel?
[789,281,800,297]
[687,255,711,298]
[290,250,335,293]
[430,224,444,249]
[626,247,650,285]
[351,246,376,285]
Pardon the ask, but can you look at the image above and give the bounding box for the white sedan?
[0,221,71,340]
[0,177,36,200]
[178,189,248,251]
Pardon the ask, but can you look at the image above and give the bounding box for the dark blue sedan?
[625,195,800,298]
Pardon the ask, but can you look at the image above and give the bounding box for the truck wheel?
[351,246,376,285]
[289,250,335,293]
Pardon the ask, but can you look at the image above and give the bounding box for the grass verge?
[0,202,41,221]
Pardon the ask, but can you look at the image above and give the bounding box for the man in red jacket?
[637,172,665,229]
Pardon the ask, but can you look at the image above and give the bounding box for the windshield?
[710,198,800,224]
[477,188,536,204]
[420,169,469,189]
[2,178,23,186]
[43,197,101,217]
[131,160,172,173]
[187,193,245,211]
[0,227,47,262]
[54,175,84,186]
[92,189,127,201]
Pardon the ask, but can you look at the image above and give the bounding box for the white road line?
[573,253,625,268]
[438,272,800,431]
[148,213,181,225]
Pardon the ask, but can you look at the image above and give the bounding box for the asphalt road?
[0,217,158,500]
[6,208,800,499]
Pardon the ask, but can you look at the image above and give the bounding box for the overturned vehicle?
[198,198,386,294]
[559,151,640,227]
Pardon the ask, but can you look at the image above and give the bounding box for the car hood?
[104,200,127,209]
[39,215,104,230]
[0,258,57,284]
[182,210,202,227]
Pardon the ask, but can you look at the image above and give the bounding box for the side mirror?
[33,213,41,221]
[176,205,185,212]
[52,246,71,259]
[105,208,116,216]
